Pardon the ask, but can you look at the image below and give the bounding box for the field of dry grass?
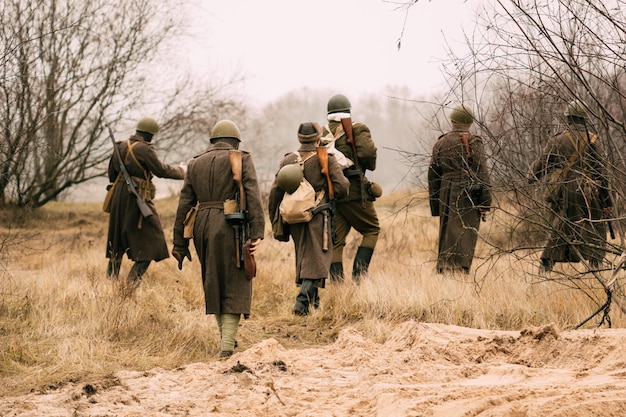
[1,189,625,398]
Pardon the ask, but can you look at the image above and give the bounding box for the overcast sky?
[187,0,480,106]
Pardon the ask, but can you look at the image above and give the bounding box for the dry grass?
[1,190,625,396]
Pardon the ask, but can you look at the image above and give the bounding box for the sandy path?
[2,321,626,416]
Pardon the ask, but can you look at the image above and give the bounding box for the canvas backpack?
[279,152,324,224]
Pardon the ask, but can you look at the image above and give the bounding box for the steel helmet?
[564,100,589,119]
[277,164,303,194]
[327,94,351,114]
[449,104,475,124]
[136,117,159,135]
[210,120,241,140]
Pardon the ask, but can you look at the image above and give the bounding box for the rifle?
[460,132,471,159]
[340,117,367,206]
[105,124,153,218]
[228,150,255,279]
[316,146,335,251]
[341,117,359,169]
[228,150,245,268]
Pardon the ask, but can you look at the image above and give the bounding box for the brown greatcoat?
[173,142,265,316]
[106,134,185,262]
[531,123,611,264]
[428,128,492,272]
[268,143,349,286]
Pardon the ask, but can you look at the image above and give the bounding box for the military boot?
[127,260,150,284]
[293,279,317,316]
[329,262,344,283]
[352,246,374,283]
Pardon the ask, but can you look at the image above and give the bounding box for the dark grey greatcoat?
[268,143,349,286]
[428,129,492,272]
[173,142,265,316]
[531,123,611,264]
[107,134,185,262]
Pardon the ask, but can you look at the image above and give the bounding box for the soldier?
[321,94,381,283]
[172,120,265,357]
[106,117,185,285]
[428,104,492,274]
[268,122,349,316]
[530,100,612,273]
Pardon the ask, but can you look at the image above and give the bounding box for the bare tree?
[398,0,626,322]
[0,0,236,208]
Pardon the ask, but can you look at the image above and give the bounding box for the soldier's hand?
[172,246,192,270]
[247,238,262,255]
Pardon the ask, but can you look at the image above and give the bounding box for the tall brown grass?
[1,189,624,396]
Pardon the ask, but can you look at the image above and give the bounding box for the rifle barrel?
[105,124,153,217]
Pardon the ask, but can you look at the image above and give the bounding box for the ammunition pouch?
[102,181,117,213]
[133,176,155,201]
[272,206,290,242]
[183,204,198,239]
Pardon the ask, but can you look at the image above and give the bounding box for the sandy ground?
[2,321,626,416]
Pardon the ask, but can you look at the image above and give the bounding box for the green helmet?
[136,117,159,135]
[211,120,241,140]
[564,100,588,119]
[277,164,303,194]
[327,94,351,114]
[449,104,475,124]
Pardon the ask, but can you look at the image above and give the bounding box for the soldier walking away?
[529,100,612,274]
[269,122,349,316]
[321,94,382,283]
[428,104,492,274]
[106,117,185,285]
[172,120,265,357]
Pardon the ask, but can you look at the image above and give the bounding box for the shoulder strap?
[127,141,151,181]
[561,131,586,178]
[293,151,315,170]
[460,132,472,159]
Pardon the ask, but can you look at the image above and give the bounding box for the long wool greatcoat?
[268,143,349,286]
[106,134,185,262]
[428,128,492,272]
[531,123,611,264]
[173,142,265,316]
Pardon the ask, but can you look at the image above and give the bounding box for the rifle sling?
[127,141,151,182]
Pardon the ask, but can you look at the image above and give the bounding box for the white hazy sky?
[187,0,480,106]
